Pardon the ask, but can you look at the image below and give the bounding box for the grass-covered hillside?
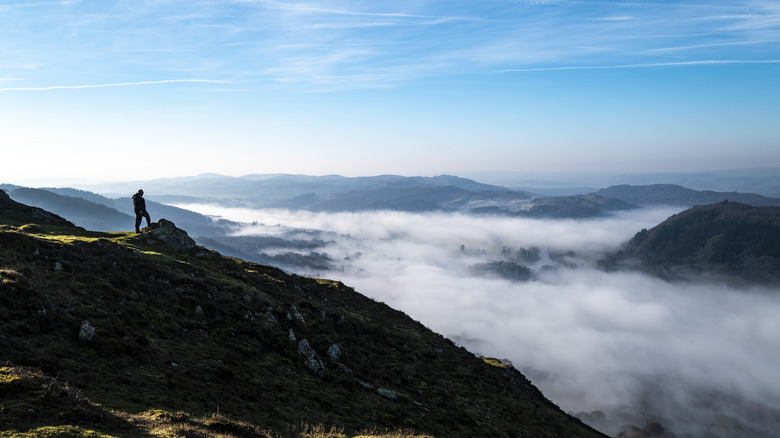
[0,190,605,438]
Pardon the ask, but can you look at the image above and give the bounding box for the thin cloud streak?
[496,59,780,72]
[0,79,233,91]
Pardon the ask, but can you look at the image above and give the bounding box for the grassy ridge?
[0,191,605,437]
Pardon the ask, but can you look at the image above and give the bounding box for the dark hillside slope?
[9,187,133,231]
[0,190,605,438]
[602,201,780,284]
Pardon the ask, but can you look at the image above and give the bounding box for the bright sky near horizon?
[2,0,779,184]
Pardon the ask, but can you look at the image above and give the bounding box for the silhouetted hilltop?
[0,192,605,438]
[596,184,780,207]
[602,201,780,284]
[8,187,134,232]
[0,189,76,228]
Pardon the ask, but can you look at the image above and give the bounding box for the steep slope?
[596,184,780,207]
[0,190,605,438]
[602,201,780,284]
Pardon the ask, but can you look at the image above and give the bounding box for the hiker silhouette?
[132,189,151,233]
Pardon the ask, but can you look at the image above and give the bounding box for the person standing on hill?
[132,189,151,233]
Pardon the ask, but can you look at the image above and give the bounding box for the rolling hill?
[601,201,780,284]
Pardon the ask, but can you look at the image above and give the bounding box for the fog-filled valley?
[176,204,780,438]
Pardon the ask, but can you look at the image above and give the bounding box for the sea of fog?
[178,205,780,437]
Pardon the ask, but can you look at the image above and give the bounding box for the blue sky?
[2,0,779,183]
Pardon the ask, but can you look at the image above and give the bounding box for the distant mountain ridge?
[596,184,780,207]
[89,173,644,218]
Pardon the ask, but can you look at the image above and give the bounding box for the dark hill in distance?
[0,190,605,438]
[601,201,780,285]
[95,174,524,207]
[596,184,780,207]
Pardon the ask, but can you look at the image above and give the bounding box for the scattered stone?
[297,339,324,377]
[377,387,405,401]
[195,305,204,316]
[287,306,305,325]
[357,380,375,390]
[54,261,63,271]
[327,344,342,360]
[337,363,352,373]
[264,310,277,323]
[289,329,296,341]
[78,320,95,342]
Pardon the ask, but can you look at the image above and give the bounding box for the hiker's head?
[138,189,144,196]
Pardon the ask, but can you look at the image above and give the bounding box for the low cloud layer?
[183,205,780,437]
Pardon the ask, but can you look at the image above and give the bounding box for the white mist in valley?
[179,204,780,436]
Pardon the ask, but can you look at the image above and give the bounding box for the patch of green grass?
[481,356,512,368]
[0,426,118,438]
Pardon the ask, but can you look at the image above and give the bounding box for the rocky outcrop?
[78,320,95,342]
[298,339,324,377]
[142,219,197,250]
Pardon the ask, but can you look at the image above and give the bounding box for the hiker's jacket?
[132,194,147,213]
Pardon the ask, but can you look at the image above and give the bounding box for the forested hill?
[602,201,780,284]
[0,189,606,438]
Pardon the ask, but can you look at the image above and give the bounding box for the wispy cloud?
[0,79,232,92]
[2,1,780,90]
[495,59,780,73]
